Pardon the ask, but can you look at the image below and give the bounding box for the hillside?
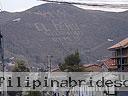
[1,3,128,68]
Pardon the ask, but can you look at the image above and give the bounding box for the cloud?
[1,0,128,12]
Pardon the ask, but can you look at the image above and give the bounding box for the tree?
[8,59,30,96]
[59,50,84,72]
[12,59,30,72]
[64,50,80,66]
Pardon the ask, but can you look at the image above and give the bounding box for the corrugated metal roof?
[108,38,128,50]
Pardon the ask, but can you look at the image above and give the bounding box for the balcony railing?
[111,54,128,59]
[111,51,128,58]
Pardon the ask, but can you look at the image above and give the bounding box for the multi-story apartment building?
[108,38,128,96]
[108,38,128,72]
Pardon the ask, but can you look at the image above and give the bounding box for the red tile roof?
[51,60,117,72]
[103,59,117,70]
[52,64,102,72]
[83,64,101,67]
[83,64,102,72]
[108,38,128,50]
[52,68,61,72]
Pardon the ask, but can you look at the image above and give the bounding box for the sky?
[0,0,44,12]
[1,0,128,12]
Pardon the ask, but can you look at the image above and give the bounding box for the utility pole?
[47,55,53,96]
[0,30,3,72]
[0,29,7,96]
[47,55,53,72]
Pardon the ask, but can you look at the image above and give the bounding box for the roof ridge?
[108,38,128,50]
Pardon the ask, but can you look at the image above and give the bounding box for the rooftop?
[83,64,102,72]
[102,59,117,70]
[108,38,128,50]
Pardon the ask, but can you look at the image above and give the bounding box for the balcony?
[111,52,128,59]
[111,50,128,58]
[111,55,128,59]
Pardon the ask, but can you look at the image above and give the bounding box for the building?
[102,59,117,72]
[52,64,103,72]
[108,38,128,72]
[83,64,102,72]
[108,38,128,96]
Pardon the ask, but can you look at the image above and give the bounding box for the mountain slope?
[1,3,128,67]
